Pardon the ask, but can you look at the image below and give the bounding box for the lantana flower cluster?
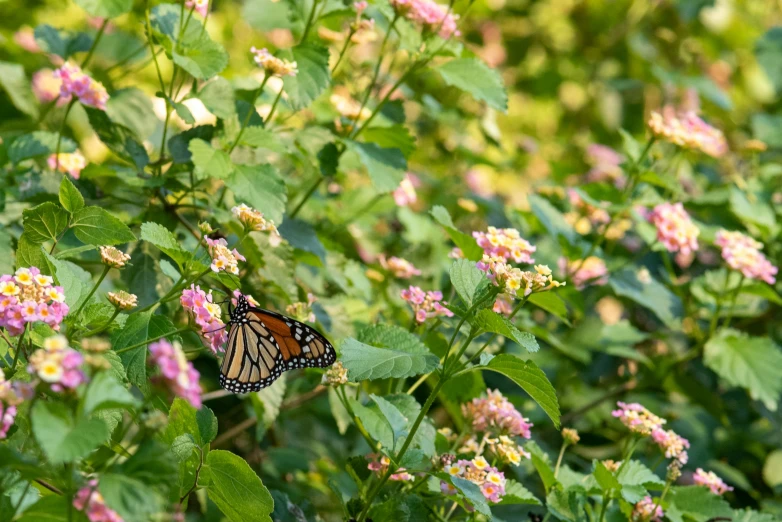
[285,293,317,322]
[53,62,109,110]
[693,468,734,496]
[148,339,202,409]
[205,237,245,275]
[585,144,624,187]
[181,285,227,353]
[613,402,689,465]
[389,0,460,39]
[442,457,507,504]
[331,92,371,122]
[0,373,27,439]
[73,479,125,522]
[0,267,68,335]
[251,47,297,77]
[714,230,777,285]
[28,335,87,392]
[473,227,536,264]
[366,453,414,481]
[647,106,727,158]
[380,255,421,279]
[564,189,610,236]
[232,204,280,242]
[559,256,608,289]
[185,0,208,17]
[401,286,454,323]
[48,151,88,179]
[393,175,418,207]
[632,496,664,522]
[648,203,700,267]
[477,255,564,299]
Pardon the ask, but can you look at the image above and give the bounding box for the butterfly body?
[219,296,336,393]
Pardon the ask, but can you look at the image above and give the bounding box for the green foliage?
[205,450,274,522]
[436,58,507,112]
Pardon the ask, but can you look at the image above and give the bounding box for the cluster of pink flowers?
[185,0,208,17]
[148,339,202,409]
[181,285,227,353]
[648,203,700,267]
[492,294,513,315]
[379,255,421,279]
[53,62,109,110]
[0,373,27,440]
[558,256,608,289]
[250,47,298,77]
[651,428,690,464]
[564,189,610,236]
[0,267,68,336]
[32,68,62,103]
[442,457,506,503]
[389,0,460,39]
[693,468,733,496]
[28,335,87,392]
[366,453,413,481]
[612,402,666,436]
[632,496,663,522]
[473,227,536,264]
[48,151,87,179]
[205,237,245,275]
[73,480,124,522]
[401,286,453,323]
[714,230,777,285]
[393,175,418,207]
[585,144,624,187]
[648,106,727,158]
[463,389,533,438]
[478,256,564,299]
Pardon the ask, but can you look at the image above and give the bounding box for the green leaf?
[472,309,539,352]
[225,164,288,224]
[481,354,560,427]
[362,125,416,159]
[340,337,439,381]
[370,394,409,449]
[616,459,664,502]
[99,473,162,522]
[189,138,234,179]
[140,222,188,268]
[732,510,778,522]
[82,371,138,415]
[59,176,85,213]
[171,434,198,462]
[206,450,274,522]
[546,487,588,522]
[44,253,92,309]
[196,405,219,444]
[84,107,149,170]
[436,58,507,112]
[281,44,331,110]
[71,206,136,246]
[31,402,109,464]
[527,292,570,325]
[528,194,576,244]
[173,34,229,80]
[239,127,287,152]
[350,398,394,450]
[609,269,683,328]
[17,496,88,522]
[593,461,621,492]
[450,476,492,517]
[9,131,76,163]
[74,0,133,18]
[0,61,38,118]
[499,480,541,505]
[527,441,557,492]
[430,206,484,262]
[33,25,92,60]
[16,234,48,272]
[450,259,489,307]
[22,202,70,245]
[112,311,153,389]
[251,376,287,436]
[666,486,732,522]
[351,141,407,193]
[704,329,782,411]
[755,28,782,95]
[198,77,236,120]
[106,88,157,141]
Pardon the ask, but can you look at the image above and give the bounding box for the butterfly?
[219,295,336,393]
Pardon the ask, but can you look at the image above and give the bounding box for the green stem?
[10,324,28,372]
[722,274,745,330]
[54,99,77,171]
[289,176,324,219]
[616,437,641,475]
[332,29,356,74]
[598,493,609,522]
[81,18,110,68]
[114,326,190,354]
[228,75,269,153]
[80,307,122,338]
[300,0,320,42]
[708,270,731,337]
[264,89,284,125]
[72,265,111,319]
[554,442,569,478]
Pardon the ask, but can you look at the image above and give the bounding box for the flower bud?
[99,246,131,269]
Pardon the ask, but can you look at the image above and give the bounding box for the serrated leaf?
[666,486,732,522]
[198,77,236,119]
[9,131,76,163]
[527,292,570,325]
[59,176,85,213]
[593,461,621,492]
[281,44,331,110]
[481,354,560,427]
[206,450,274,522]
[22,202,70,245]
[189,138,234,179]
[370,394,409,449]
[71,206,136,246]
[351,141,406,193]
[33,25,92,60]
[140,222,188,268]
[173,34,229,80]
[362,125,416,159]
[436,58,507,112]
[610,269,683,328]
[31,402,109,464]
[499,480,541,505]
[170,434,198,462]
[99,473,162,522]
[473,309,539,352]
[0,61,38,118]
[340,337,439,381]
[450,476,492,517]
[430,206,484,261]
[704,329,782,410]
[225,164,287,224]
[450,259,489,307]
[82,371,138,415]
[84,107,149,170]
[528,194,576,244]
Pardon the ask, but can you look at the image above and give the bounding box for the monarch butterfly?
[219,295,336,393]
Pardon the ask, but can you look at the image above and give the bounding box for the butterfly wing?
[219,311,285,393]
[247,308,337,371]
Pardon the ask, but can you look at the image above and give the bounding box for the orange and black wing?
[219,312,285,393]
[247,308,336,370]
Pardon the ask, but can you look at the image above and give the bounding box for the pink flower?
[54,62,109,110]
[148,339,202,408]
[492,295,513,315]
[185,0,209,17]
[181,285,227,353]
[651,428,689,464]
[74,479,125,522]
[48,151,87,179]
[632,496,663,522]
[585,144,625,187]
[715,230,777,284]
[28,335,87,392]
[14,27,41,53]
[693,468,733,496]
[390,0,460,39]
[463,389,533,438]
[393,175,417,207]
[441,458,506,504]
[0,404,17,439]
[464,169,494,198]
[648,203,700,266]
[32,69,62,103]
[354,1,368,13]
[0,267,68,334]
[612,402,666,436]
[205,237,245,275]
[379,255,421,279]
[401,286,453,323]
[473,227,536,264]
[366,453,414,481]
[559,256,608,289]
[648,106,727,158]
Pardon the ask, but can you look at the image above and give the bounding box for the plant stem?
[289,176,324,219]
[81,19,110,68]
[114,326,190,354]
[80,307,122,338]
[616,437,641,475]
[54,99,77,171]
[332,29,356,74]
[708,270,731,337]
[300,0,320,42]
[264,89,284,125]
[598,493,609,522]
[722,274,745,330]
[227,76,269,154]
[554,442,569,478]
[10,325,28,372]
[72,265,111,319]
